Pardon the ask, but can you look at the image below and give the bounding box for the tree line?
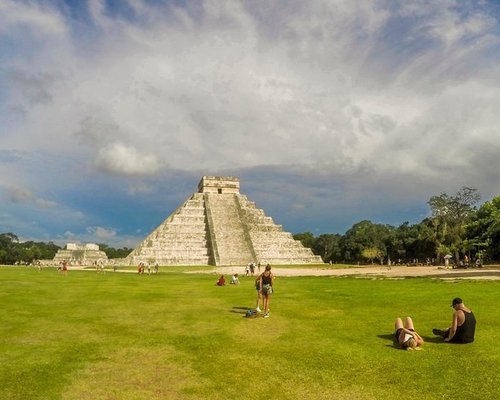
[293,187,500,265]
[0,233,131,265]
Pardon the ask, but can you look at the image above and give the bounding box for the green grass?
[1,267,499,400]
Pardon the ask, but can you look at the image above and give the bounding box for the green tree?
[361,247,384,264]
[97,243,132,259]
[312,234,342,263]
[340,220,393,263]
[427,187,480,263]
[465,195,500,261]
[293,232,315,249]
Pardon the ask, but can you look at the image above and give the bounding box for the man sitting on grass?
[433,298,476,343]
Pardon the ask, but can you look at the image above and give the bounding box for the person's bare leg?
[256,292,262,310]
[404,316,415,330]
[395,317,404,331]
[263,294,270,314]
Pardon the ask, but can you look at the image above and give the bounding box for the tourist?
[250,262,255,276]
[394,316,424,351]
[433,298,476,343]
[230,273,240,284]
[154,262,159,274]
[61,260,68,275]
[257,262,261,273]
[245,263,250,276]
[216,275,226,286]
[258,264,274,317]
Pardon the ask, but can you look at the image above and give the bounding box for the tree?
[340,220,393,263]
[427,187,480,263]
[465,195,500,261]
[97,243,132,259]
[361,247,384,264]
[312,234,342,263]
[293,232,315,249]
[0,233,60,264]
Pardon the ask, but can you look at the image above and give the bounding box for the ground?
[209,264,500,280]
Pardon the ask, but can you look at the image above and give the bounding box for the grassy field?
[1,267,499,400]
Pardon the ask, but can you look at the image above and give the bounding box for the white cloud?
[95,142,162,176]
[86,226,118,240]
[0,0,67,36]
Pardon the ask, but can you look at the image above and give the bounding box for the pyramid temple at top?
[126,176,323,266]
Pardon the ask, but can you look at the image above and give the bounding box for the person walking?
[433,298,476,343]
[258,264,274,318]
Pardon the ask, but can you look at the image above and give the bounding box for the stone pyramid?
[126,176,323,266]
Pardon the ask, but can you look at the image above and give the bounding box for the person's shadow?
[230,306,251,315]
[377,334,401,349]
[421,335,443,343]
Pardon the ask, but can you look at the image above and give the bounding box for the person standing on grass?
[61,260,68,275]
[433,298,476,343]
[259,264,274,318]
[394,316,424,351]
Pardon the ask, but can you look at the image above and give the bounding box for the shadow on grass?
[230,306,252,315]
[421,335,444,343]
[377,333,402,349]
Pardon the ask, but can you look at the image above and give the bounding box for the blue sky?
[1,0,500,247]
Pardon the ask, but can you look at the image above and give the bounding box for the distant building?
[53,243,108,265]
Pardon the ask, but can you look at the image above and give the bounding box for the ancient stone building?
[126,176,323,266]
[53,243,108,265]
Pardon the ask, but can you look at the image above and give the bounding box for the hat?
[451,297,463,307]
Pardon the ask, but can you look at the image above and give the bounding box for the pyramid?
[126,176,323,266]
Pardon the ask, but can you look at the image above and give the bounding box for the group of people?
[216,263,275,318]
[395,297,476,351]
[244,262,261,276]
[137,262,159,274]
[57,260,68,275]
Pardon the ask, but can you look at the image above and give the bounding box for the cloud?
[1,0,494,181]
[6,186,58,209]
[127,181,153,195]
[94,142,162,176]
[86,226,118,240]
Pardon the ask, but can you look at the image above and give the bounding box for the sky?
[1,0,500,248]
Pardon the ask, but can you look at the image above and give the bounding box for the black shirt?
[451,310,476,343]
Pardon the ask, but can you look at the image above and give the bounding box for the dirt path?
[65,264,500,280]
[210,265,500,280]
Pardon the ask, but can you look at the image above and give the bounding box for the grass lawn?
[1,267,499,400]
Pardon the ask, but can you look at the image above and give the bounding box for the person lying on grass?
[394,316,424,351]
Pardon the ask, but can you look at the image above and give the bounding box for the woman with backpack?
[258,264,274,318]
